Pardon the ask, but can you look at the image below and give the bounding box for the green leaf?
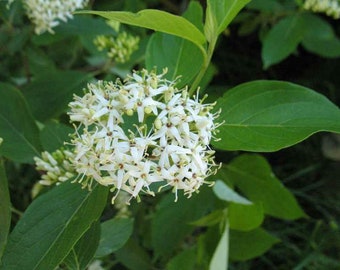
[40,121,73,152]
[0,182,108,270]
[262,14,305,68]
[145,2,204,87]
[95,217,134,258]
[166,247,197,270]
[115,238,152,270]
[223,154,306,220]
[213,180,252,205]
[205,0,250,40]
[190,210,224,227]
[229,228,280,261]
[23,70,91,122]
[0,159,11,259]
[63,221,101,270]
[229,203,264,231]
[209,220,229,270]
[0,83,42,163]
[152,188,216,257]
[301,14,340,58]
[213,80,340,152]
[146,33,203,87]
[77,9,206,49]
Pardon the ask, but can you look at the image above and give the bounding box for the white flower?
[24,0,89,34]
[36,69,221,203]
[303,0,340,19]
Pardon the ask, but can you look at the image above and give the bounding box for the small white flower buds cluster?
[34,149,75,185]
[303,0,340,19]
[68,70,221,203]
[94,32,140,63]
[24,0,89,34]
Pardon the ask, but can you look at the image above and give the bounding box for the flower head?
[24,0,89,34]
[303,0,340,19]
[36,69,221,203]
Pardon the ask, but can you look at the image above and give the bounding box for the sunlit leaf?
[209,220,229,270]
[77,9,206,49]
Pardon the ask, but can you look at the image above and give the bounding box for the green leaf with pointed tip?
[77,9,206,49]
[167,247,197,270]
[229,228,280,261]
[0,182,108,270]
[0,159,11,259]
[213,80,340,152]
[262,14,305,68]
[223,154,306,220]
[0,83,42,163]
[63,221,101,270]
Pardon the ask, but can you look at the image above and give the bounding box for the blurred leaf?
[0,159,10,258]
[213,180,252,205]
[246,0,284,12]
[40,121,73,152]
[152,188,216,257]
[229,228,280,261]
[183,1,204,32]
[262,14,305,68]
[77,9,206,49]
[205,0,250,40]
[229,203,264,231]
[95,217,134,258]
[0,182,108,270]
[223,154,306,220]
[115,238,152,270]
[23,70,91,122]
[190,210,224,227]
[0,83,42,163]
[166,247,197,270]
[301,14,340,58]
[209,220,229,270]
[213,80,340,152]
[63,221,101,270]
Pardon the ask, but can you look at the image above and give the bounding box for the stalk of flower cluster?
[67,69,221,203]
[24,0,89,34]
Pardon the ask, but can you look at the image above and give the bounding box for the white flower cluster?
[94,32,140,63]
[68,70,220,203]
[24,0,89,34]
[303,0,340,19]
[34,149,75,185]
